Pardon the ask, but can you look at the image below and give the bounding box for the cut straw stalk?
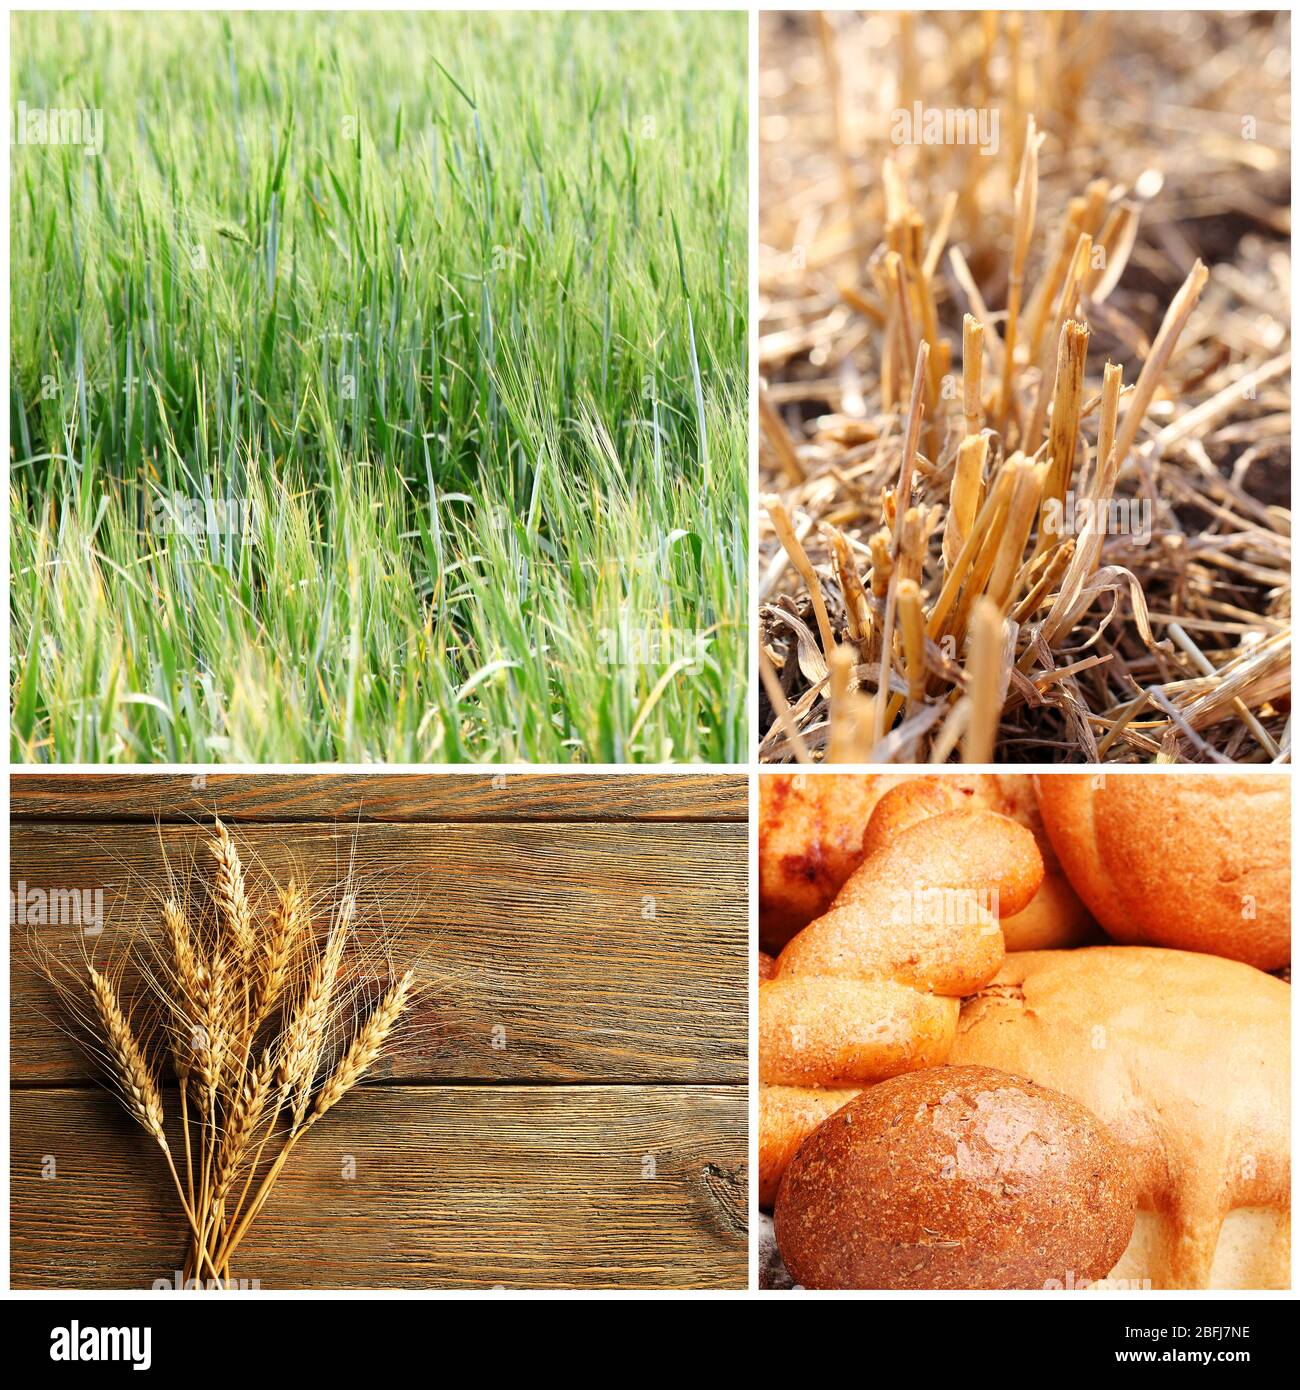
[983,460,1047,615]
[897,579,927,716]
[962,314,984,437]
[1036,319,1090,549]
[1109,259,1210,472]
[826,645,857,762]
[1032,258,1207,663]
[764,494,837,658]
[1011,538,1076,623]
[948,457,1039,647]
[1086,202,1139,302]
[826,525,872,661]
[828,639,878,761]
[943,431,988,573]
[815,10,863,251]
[885,251,919,399]
[872,342,929,747]
[759,390,804,484]
[962,598,1003,763]
[1025,232,1092,449]
[901,216,944,404]
[759,648,813,764]
[1025,197,1085,361]
[927,463,1017,645]
[997,115,1040,436]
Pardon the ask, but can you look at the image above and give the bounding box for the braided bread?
[759,779,1044,1205]
[952,946,1290,1289]
[759,772,1089,954]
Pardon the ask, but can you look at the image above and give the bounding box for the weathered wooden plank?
[11,821,747,1085]
[10,1085,748,1289]
[9,773,748,823]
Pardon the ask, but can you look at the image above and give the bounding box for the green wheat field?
[10,10,747,763]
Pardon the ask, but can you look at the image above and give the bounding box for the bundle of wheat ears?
[759,11,1290,764]
[34,821,417,1286]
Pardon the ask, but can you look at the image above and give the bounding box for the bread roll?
[1035,773,1289,969]
[759,774,902,950]
[775,1065,1137,1289]
[760,772,1093,953]
[761,976,959,1086]
[952,946,1291,1289]
[758,1084,859,1209]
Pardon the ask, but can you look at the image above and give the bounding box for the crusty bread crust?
[1034,773,1290,969]
[775,1065,1137,1289]
[952,946,1291,1289]
[761,976,959,1086]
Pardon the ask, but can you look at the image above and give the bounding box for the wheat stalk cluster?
[36,820,417,1286]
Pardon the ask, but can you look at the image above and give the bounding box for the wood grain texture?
[10,1085,747,1289]
[12,820,747,1085]
[10,773,748,822]
[10,774,749,1290]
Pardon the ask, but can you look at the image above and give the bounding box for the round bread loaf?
[775,1065,1136,1289]
[951,946,1291,1289]
[1034,774,1289,969]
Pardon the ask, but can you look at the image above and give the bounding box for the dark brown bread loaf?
[774,1065,1136,1289]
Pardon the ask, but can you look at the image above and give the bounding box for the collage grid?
[1,0,1293,1340]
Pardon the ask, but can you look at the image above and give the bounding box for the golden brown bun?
[758,782,1045,1203]
[952,946,1291,1289]
[761,791,1042,1089]
[760,773,1092,953]
[760,977,959,1086]
[758,951,776,981]
[775,1065,1137,1289]
[1035,774,1290,970]
[759,774,902,951]
[758,1085,860,1209]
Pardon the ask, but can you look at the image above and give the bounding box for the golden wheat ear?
[305,969,416,1129]
[249,879,306,1033]
[85,965,167,1146]
[210,817,255,962]
[278,900,353,1132]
